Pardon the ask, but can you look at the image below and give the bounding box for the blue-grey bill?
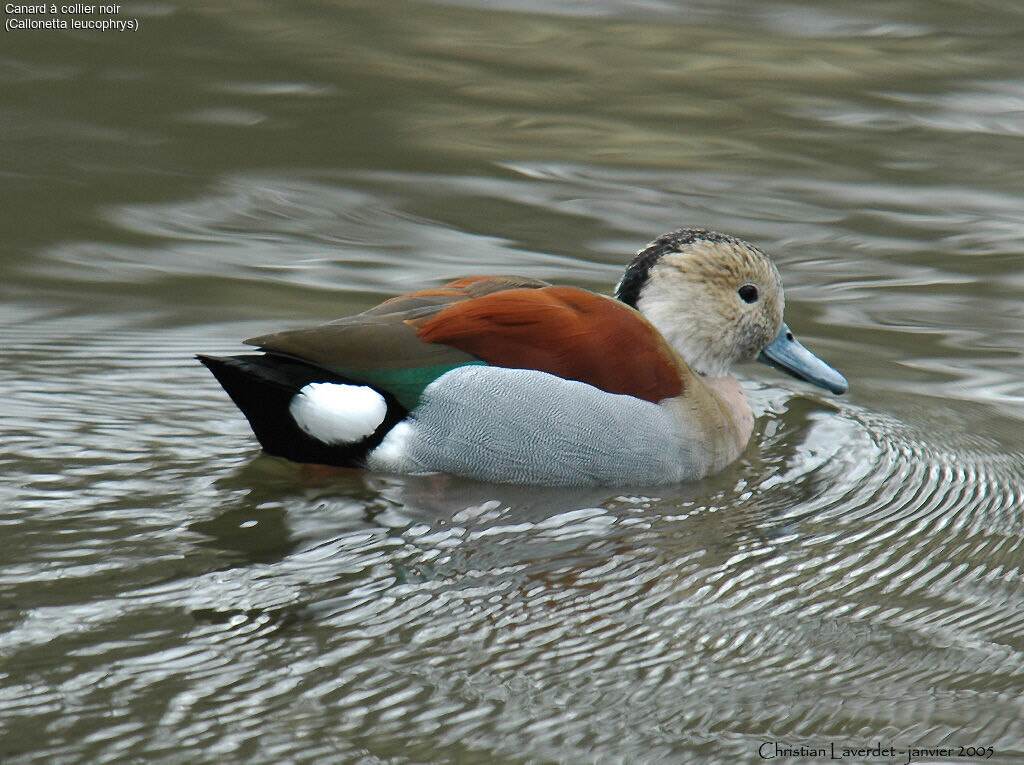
[757,323,848,394]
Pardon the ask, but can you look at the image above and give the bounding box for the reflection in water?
[2,0,1024,761]
[190,504,297,566]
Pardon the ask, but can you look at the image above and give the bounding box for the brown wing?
[245,277,685,404]
[245,276,552,371]
[412,286,685,403]
[361,275,552,317]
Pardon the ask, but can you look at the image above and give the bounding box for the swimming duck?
[199,228,847,485]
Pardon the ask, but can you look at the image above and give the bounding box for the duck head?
[615,229,848,394]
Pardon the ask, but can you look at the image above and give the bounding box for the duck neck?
[664,374,754,478]
[703,375,754,446]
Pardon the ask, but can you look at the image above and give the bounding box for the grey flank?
[368,366,698,485]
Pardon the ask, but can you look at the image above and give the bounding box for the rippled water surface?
[3,1,1024,762]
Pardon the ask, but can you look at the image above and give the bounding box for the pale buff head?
[615,229,785,378]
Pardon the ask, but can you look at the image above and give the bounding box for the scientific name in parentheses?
[6,7,138,31]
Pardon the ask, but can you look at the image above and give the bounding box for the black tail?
[197,354,407,466]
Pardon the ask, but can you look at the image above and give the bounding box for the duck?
[198,228,847,485]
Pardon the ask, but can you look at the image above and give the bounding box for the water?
[2,1,1024,762]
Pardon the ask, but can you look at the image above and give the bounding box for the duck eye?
[738,284,759,304]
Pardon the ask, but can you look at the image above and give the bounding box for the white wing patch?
[289,383,387,445]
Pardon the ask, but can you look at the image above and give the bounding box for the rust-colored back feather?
[413,286,684,403]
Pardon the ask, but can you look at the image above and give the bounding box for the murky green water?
[3,1,1024,762]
